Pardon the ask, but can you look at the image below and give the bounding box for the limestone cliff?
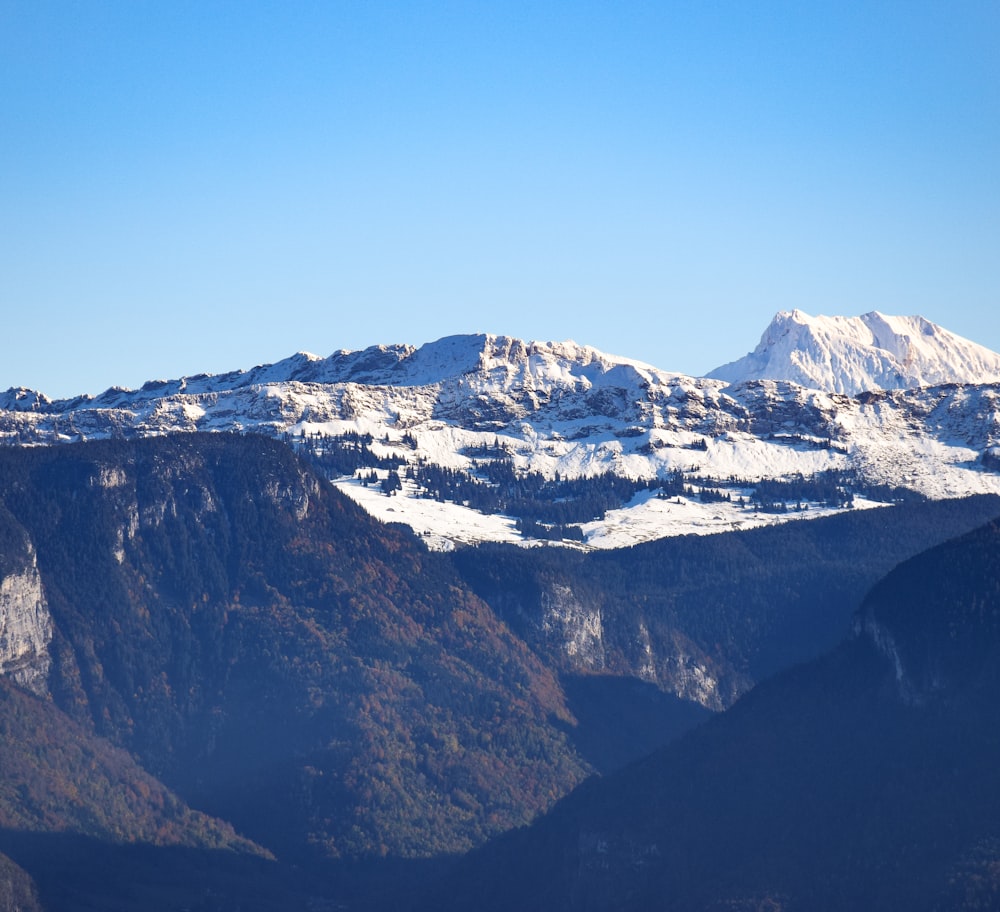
[0,548,51,696]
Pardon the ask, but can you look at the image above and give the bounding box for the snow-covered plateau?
[3,315,1000,550]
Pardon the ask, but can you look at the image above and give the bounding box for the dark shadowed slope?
[453,495,1000,715]
[426,518,1000,912]
[0,435,588,865]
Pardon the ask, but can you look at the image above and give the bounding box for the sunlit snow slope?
[708,310,1000,395]
[3,319,1000,549]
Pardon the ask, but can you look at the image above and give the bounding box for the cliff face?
[534,578,732,710]
[856,517,1000,702]
[0,561,51,696]
[0,531,51,697]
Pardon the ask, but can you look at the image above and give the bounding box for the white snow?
[333,474,523,551]
[334,473,889,552]
[707,310,1000,395]
[5,316,1000,551]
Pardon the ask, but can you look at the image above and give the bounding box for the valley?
[0,312,999,909]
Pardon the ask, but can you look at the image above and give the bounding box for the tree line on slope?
[451,494,1000,705]
[293,428,928,530]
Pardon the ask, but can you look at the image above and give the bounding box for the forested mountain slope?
[424,518,1000,911]
[0,433,998,910]
[453,494,1000,711]
[0,434,588,905]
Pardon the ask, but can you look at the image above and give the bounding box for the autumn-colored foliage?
[0,435,588,863]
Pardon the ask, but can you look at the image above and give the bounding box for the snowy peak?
[315,333,659,390]
[0,388,53,413]
[122,335,660,401]
[255,334,621,390]
[4,319,1000,550]
[707,310,1000,395]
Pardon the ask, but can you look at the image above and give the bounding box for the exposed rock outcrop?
[0,553,51,696]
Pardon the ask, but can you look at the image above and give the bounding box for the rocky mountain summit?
[3,317,1000,548]
[707,309,1000,394]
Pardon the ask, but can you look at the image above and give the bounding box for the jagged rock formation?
[540,585,606,671]
[708,309,1000,394]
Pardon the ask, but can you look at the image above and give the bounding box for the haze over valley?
[0,311,999,907]
[3,2,998,908]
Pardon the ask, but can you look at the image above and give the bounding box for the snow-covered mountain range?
[3,313,1000,549]
[708,309,1000,394]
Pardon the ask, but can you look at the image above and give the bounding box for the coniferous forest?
[0,434,998,910]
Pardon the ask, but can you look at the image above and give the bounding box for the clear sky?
[2,1,998,399]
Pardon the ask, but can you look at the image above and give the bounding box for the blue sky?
[2,1,998,398]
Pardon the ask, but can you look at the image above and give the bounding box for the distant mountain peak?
[4,320,1000,551]
[707,309,1000,395]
